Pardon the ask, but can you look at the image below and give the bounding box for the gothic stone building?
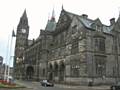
[14,8,120,85]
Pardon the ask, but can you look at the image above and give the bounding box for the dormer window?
[92,18,102,32]
[96,25,102,32]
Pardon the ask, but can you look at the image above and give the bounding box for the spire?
[48,12,50,20]
[21,9,27,19]
[119,9,120,17]
[62,4,63,10]
[12,29,15,37]
[51,8,55,21]
[18,9,29,28]
[118,7,120,17]
[45,9,56,31]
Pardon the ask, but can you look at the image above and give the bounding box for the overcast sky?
[0,0,120,67]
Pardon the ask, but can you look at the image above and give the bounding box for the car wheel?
[44,84,47,87]
[112,86,116,90]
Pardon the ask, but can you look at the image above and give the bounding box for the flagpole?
[4,35,10,81]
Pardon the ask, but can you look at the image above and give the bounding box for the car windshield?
[117,82,120,85]
[43,80,48,82]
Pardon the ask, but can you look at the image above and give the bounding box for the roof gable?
[71,16,84,28]
[55,9,113,34]
[94,18,102,25]
[54,10,72,34]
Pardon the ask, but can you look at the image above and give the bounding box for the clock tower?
[14,9,29,69]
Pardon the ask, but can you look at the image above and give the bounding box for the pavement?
[55,84,110,90]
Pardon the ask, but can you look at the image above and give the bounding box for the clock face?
[21,29,26,33]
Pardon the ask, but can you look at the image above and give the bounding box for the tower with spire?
[45,9,56,31]
[14,9,29,78]
[17,9,29,29]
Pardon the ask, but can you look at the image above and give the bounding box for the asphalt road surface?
[12,80,109,90]
[15,81,81,90]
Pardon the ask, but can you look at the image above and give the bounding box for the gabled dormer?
[91,18,103,32]
[55,8,72,33]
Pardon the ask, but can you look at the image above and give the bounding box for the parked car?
[40,80,54,87]
[110,82,120,90]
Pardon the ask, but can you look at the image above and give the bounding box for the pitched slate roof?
[45,9,56,31]
[62,9,114,34]
[45,20,56,31]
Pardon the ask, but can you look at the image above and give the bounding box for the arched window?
[59,61,65,81]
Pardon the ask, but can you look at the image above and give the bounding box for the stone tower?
[14,10,29,78]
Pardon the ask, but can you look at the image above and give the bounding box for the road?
[15,80,80,90]
[13,80,110,90]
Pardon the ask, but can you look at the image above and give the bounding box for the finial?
[62,4,64,10]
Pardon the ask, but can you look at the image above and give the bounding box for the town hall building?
[14,7,120,85]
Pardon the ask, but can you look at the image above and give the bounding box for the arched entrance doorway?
[54,62,58,77]
[59,61,65,81]
[26,66,34,80]
[48,63,53,81]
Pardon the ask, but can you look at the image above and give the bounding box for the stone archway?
[48,63,53,81]
[26,66,34,80]
[59,61,65,81]
[48,72,53,81]
[54,62,58,76]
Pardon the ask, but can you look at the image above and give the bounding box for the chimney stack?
[110,18,115,25]
[82,14,88,19]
